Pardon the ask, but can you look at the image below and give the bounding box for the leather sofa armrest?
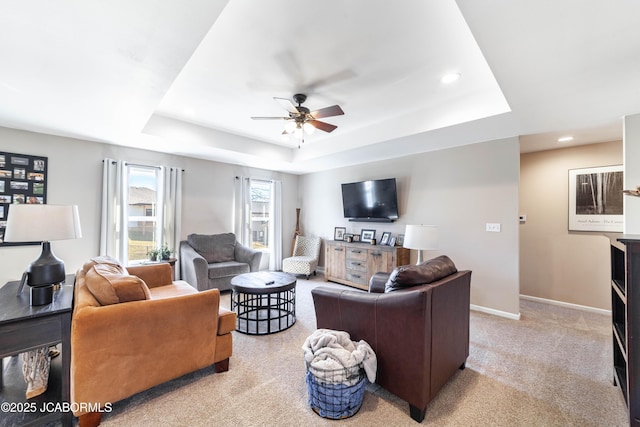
[217,307,237,335]
[127,263,172,288]
[235,243,262,271]
[369,272,390,293]
[180,241,209,290]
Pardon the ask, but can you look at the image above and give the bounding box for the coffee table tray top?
[230,271,297,335]
[230,271,296,293]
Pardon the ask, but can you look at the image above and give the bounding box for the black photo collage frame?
[0,151,48,246]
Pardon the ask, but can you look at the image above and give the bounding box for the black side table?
[0,274,74,427]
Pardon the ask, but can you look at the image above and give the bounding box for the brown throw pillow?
[385,255,458,292]
[85,263,151,305]
[187,233,236,263]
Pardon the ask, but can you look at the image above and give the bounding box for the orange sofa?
[71,257,236,426]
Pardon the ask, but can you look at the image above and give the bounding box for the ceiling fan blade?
[251,116,289,120]
[310,105,344,119]
[310,120,338,133]
[274,97,300,114]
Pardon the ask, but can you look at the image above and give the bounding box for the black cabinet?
[0,275,74,427]
[611,236,640,425]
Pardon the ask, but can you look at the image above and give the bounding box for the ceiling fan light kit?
[251,93,343,147]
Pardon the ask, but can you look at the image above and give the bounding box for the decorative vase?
[292,208,301,254]
[22,347,51,399]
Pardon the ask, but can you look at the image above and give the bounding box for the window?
[250,179,271,251]
[234,176,282,270]
[101,158,182,268]
[124,164,163,263]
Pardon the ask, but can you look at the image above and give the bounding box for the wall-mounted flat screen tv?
[341,178,399,222]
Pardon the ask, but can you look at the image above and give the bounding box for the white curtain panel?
[100,158,126,260]
[233,176,252,247]
[269,180,283,271]
[162,166,183,278]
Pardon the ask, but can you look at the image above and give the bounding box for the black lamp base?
[22,241,65,306]
[30,285,53,306]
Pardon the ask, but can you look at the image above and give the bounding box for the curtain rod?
[102,159,184,171]
[124,162,161,170]
[235,176,275,182]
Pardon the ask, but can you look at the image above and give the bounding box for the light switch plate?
[486,223,501,232]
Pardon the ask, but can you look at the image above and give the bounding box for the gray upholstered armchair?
[180,233,262,291]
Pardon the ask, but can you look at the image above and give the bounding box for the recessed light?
[558,136,574,142]
[441,73,462,84]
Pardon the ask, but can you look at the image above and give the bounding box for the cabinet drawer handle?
[372,252,382,256]
[352,274,361,279]
[352,250,362,254]
[352,262,361,266]
[334,248,344,252]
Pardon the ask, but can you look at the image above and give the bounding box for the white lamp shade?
[403,225,438,250]
[5,204,82,242]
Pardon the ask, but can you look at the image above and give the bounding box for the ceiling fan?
[251,94,344,146]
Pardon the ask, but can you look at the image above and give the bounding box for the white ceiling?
[1,0,639,174]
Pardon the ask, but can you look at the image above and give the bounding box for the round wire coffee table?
[230,271,296,335]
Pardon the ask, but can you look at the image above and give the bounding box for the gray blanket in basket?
[302,329,377,384]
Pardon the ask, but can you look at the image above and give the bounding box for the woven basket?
[305,362,366,419]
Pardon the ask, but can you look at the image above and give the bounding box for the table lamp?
[4,204,82,305]
[403,224,438,264]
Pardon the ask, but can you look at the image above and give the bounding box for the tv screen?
[341,178,399,221]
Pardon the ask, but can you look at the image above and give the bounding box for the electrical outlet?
[486,223,501,232]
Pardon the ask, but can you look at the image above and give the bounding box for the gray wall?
[0,126,299,285]
[520,141,622,310]
[299,137,521,317]
[0,125,520,316]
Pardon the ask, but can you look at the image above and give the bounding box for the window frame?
[123,163,165,263]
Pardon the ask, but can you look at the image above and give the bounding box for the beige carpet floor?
[92,276,627,426]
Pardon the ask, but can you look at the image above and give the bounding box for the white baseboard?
[520,294,611,315]
[470,304,521,320]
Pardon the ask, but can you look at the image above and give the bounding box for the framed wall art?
[0,151,48,245]
[568,165,623,232]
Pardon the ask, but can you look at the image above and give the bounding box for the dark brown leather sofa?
[312,265,471,422]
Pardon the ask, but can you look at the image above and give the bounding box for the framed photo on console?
[360,229,376,243]
[334,227,346,241]
[380,231,391,246]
